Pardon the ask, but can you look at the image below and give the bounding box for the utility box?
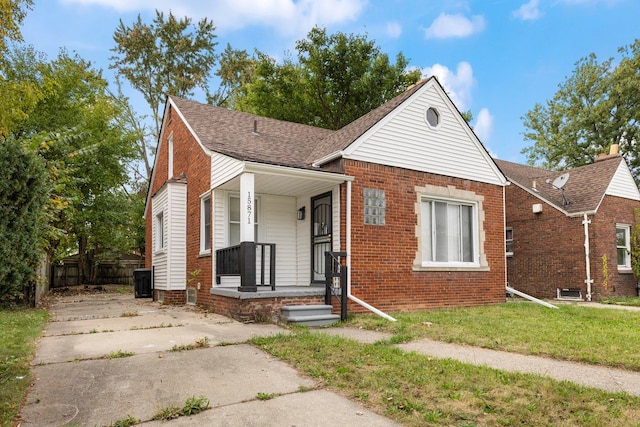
[134,269,153,298]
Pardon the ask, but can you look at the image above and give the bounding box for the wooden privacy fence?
[51,255,144,288]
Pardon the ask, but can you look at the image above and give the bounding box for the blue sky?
[20,0,640,163]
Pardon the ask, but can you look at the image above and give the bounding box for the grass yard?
[252,330,640,426]
[0,308,48,427]
[347,301,640,371]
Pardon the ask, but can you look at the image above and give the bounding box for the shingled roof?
[495,156,625,214]
[169,78,430,171]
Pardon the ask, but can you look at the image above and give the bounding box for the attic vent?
[425,107,440,128]
[252,119,260,136]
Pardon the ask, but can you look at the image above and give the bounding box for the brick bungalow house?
[495,150,640,302]
[144,77,508,321]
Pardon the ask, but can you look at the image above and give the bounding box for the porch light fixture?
[297,206,306,220]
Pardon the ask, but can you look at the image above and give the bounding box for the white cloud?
[421,62,475,111]
[386,21,402,39]
[423,13,485,39]
[473,108,493,142]
[513,0,541,21]
[60,0,366,35]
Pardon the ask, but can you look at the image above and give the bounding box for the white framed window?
[505,227,514,257]
[200,194,211,254]
[168,132,174,179]
[229,195,259,246]
[420,198,478,266]
[616,224,631,270]
[425,106,441,128]
[155,212,164,252]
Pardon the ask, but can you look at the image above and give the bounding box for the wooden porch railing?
[216,243,276,291]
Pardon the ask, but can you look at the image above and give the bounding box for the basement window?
[186,288,196,305]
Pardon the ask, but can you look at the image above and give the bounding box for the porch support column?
[238,173,257,292]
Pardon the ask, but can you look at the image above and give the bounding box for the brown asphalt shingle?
[495,156,624,214]
[169,78,431,171]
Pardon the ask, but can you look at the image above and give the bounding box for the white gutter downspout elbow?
[583,213,593,301]
[345,180,396,322]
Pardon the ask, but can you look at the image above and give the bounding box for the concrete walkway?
[19,292,398,427]
[20,292,640,426]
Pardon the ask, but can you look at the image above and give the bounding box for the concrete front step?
[280,305,340,327]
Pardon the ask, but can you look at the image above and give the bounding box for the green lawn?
[0,308,48,427]
[348,301,640,370]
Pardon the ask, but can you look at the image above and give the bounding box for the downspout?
[345,180,397,321]
[583,213,593,301]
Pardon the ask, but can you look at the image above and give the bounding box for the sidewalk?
[321,325,640,396]
[19,292,398,427]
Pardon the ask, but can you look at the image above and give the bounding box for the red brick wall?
[505,184,640,300]
[212,295,326,322]
[342,160,506,312]
[144,105,213,306]
[590,195,639,299]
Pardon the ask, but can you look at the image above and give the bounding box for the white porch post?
[240,173,255,243]
[238,173,257,292]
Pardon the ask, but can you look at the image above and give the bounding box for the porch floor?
[210,286,325,300]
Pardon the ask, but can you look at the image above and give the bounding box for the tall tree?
[207,43,256,109]
[236,27,421,130]
[110,9,217,178]
[5,48,139,283]
[0,0,32,53]
[522,39,640,179]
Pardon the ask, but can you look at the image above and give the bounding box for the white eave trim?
[244,161,354,182]
[312,150,344,168]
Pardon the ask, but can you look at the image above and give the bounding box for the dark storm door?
[311,192,332,284]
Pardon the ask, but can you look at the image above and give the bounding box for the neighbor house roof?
[169,79,431,171]
[495,156,626,215]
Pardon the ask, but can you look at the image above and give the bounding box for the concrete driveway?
[19,291,398,427]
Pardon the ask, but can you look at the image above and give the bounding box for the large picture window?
[420,198,478,266]
[616,225,631,270]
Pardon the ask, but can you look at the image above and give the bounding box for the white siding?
[345,81,505,186]
[211,152,244,189]
[151,186,168,290]
[296,196,310,285]
[263,195,298,285]
[606,161,640,201]
[167,183,187,291]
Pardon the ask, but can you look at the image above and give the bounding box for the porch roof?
[216,161,353,197]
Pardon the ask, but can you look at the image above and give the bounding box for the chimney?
[609,144,619,155]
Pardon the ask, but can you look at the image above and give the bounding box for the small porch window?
[616,225,631,270]
[229,195,259,245]
[155,212,164,252]
[200,195,211,254]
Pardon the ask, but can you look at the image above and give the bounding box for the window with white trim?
[229,195,259,246]
[505,227,514,257]
[420,198,478,266]
[200,195,211,253]
[155,212,164,252]
[616,225,631,269]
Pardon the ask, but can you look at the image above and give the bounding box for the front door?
[311,192,332,283]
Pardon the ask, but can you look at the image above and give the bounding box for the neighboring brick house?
[144,77,508,320]
[495,151,640,302]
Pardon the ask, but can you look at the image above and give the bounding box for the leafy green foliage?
[522,39,640,180]
[0,139,47,302]
[110,10,217,139]
[152,396,210,420]
[0,0,33,52]
[236,26,421,130]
